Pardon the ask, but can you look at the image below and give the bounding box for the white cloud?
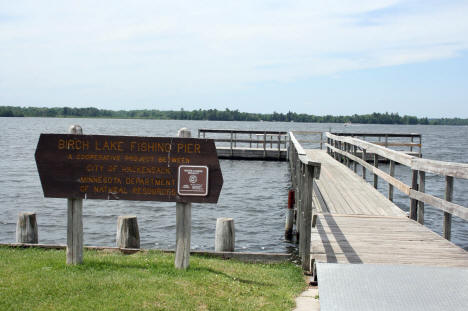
[1,0,467,108]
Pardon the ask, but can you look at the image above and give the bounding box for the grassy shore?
[0,247,305,310]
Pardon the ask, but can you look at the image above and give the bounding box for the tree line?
[1,106,467,125]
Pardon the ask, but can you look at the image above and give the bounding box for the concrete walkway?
[293,276,320,311]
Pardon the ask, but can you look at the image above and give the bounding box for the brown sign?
[178,165,209,196]
[34,134,223,203]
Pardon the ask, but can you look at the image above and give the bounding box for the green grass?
[0,247,305,311]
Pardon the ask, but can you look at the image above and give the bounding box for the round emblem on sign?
[189,175,198,184]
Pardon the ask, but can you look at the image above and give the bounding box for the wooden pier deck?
[307,149,468,271]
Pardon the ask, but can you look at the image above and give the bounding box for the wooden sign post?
[67,125,83,265]
[35,127,223,268]
[175,128,191,269]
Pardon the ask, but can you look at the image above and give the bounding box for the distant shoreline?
[1,106,467,125]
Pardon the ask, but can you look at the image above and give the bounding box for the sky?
[1,0,467,117]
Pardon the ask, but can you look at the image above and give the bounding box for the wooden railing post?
[373,154,378,189]
[353,145,357,173]
[418,135,422,157]
[320,132,323,150]
[345,143,350,167]
[339,141,343,162]
[361,148,367,180]
[443,176,454,240]
[263,131,267,158]
[417,171,425,224]
[334,140,338,160]
[388,160,395,201]
[409,169,418,220]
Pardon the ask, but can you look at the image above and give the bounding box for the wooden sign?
[35,134,223,203]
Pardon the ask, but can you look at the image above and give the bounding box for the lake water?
[0,118,467,252]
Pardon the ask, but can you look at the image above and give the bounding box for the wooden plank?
[409,189,468,221]
[412,157,468,179]
[373,142,421,147]
[332,132,421,138]
[292,131,323,135]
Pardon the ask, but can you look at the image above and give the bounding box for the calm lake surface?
[0,118,467,252]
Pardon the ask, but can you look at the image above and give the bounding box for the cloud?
[1,0,467,106]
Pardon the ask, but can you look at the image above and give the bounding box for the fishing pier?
[201,127,468,309]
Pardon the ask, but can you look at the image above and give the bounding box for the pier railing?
[332,132,422,157]
[288,132,321,270]
[326,132,468,240]
[198,129,287,159]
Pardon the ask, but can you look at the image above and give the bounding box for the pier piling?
[215,218,235,252]
[16,212,38,244]
[116,215,140,249]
